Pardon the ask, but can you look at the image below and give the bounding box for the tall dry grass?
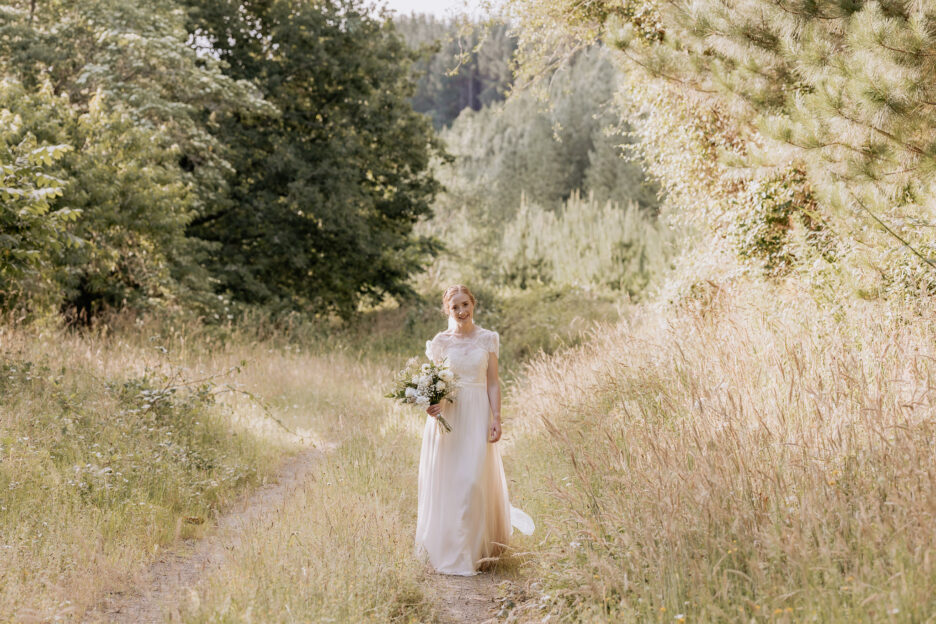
[175,291,613,622]
[506,279,936,622]
[180,353,440,623]
[0,284,617,622]
[0,321,299,621]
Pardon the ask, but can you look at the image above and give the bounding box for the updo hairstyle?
[441,284,476,316]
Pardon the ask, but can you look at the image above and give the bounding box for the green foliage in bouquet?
[386,358,456,432]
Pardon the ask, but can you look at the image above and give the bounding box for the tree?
[0,79,74,314]
[394,14,517,129]
[0,0,442,319]
[183,0,444,316]
[439,46,658,224]
[0,0,266,318]
[504,0,936,293]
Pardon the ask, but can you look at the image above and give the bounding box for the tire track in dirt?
[83,448,323,623]
[83,446,514,623]
[429,571,504,624]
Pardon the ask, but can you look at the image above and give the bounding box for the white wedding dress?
[416,325,534,576]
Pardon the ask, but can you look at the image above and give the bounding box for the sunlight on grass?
[181,355,440,623]
[0,323,291,621]
[504,278,936,621]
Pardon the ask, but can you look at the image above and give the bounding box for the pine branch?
[850,190,936,270]
[770,0,843,21]
[835,108,927,157]
[874,40,936,59]
[618,49,718,95]
[778,135,900,165]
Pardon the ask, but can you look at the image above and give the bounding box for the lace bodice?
[425,327,499,386]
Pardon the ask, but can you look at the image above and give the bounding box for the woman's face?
[448,293,474,324]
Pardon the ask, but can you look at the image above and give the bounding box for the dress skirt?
[415,381,512,575]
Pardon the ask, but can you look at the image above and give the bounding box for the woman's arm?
[486,351,502,443]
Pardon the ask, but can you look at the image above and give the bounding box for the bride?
[415,284,534,576]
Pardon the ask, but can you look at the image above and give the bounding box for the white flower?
[435,380,446,391]
[439,369,454,382]
[417,374,431,388]
[405,387,417,398]
[421,363,431,373]
[411,375,420,385]
[415,395,430,406]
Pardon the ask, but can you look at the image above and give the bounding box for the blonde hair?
[441,284,476,315]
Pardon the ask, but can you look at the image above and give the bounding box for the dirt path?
[84,448,323,624]
[429,572,504,623]
[84,445,512,624]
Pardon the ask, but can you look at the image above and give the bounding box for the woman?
[415,284,534,576]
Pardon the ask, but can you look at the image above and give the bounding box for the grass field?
[5,277,935,622]
[0,322,286,621]
[0,287,612,622]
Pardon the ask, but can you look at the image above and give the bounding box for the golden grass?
[504,279,936,621]
[20,276,934,622]
[0,286,619,622]
[173,289,614,623]
[0,322,291,621]
[180,354,439,622]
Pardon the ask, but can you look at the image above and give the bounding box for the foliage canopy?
[0,0,442,319]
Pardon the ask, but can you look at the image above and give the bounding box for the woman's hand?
[489,420,502,443]
[426,403,442,419]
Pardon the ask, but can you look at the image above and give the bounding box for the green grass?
[0,327,284,621]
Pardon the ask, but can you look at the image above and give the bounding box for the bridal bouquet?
[386,357,456,433]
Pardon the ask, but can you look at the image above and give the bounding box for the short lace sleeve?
[486,330,500,357]
[425,333,444,363]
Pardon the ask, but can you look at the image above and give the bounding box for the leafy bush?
[0,84,75,314]
[497,193,672,295]
[731,166,837,276]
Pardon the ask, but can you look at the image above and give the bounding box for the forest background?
[3,0,936,621]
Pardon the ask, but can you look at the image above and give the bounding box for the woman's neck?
[449,317,476,335]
